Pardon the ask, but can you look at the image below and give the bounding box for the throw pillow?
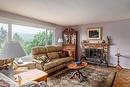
[37,55,50,63]
[58,52,66,58]
[62,51,70,57]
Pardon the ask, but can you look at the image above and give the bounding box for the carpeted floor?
[47,67,115,87]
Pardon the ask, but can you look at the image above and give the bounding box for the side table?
[14,69,48,86]
[14,61,36,74]
[14,61,36,68]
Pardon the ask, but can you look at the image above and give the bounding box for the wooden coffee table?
[68,62,88,79]
[14,69,48,85]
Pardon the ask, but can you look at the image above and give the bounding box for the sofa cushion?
[55,46,62,51]
[52,57,73,65]
[0,60,12,66]
[46,46,57,52]
[32,46,46,55]
[46,45,62,52]
[47,52,59,59]
[44,57,73,70]
[45,64,66,74]
[44,61,58,70]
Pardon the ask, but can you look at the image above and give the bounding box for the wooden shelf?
[62,28,78,60]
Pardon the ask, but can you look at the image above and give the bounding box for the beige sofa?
[32,45,73,74]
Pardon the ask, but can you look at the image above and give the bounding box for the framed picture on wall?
[88,27,102,40]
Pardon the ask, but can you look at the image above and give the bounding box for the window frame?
[0,22,55,54]
[0,22,8,52]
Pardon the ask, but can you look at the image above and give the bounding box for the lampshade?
[0,41,26,58]
[58,38,63,43]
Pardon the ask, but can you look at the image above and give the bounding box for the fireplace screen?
[85,48,103,59]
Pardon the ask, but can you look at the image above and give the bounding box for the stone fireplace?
[81,42,109,66]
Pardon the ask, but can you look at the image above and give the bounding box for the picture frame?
[88,27,102,40]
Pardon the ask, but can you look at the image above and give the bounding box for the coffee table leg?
[79,72,87,80]
[77,69,81,79]
[70,69,87,81]
[70,69,82,79]
[70,72,77,79]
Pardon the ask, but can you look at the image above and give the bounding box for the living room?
[0,0,130,87]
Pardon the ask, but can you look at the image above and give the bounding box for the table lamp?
[0,41,26,79]
[0,41,26,67]
[58,38,63,46]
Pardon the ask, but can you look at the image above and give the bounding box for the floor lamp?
[115,48,122,70]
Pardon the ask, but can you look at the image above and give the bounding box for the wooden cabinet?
[62,28,77,60]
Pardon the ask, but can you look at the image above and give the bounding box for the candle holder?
[115,53,122,70]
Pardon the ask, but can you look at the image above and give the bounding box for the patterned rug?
[47,67,115,87]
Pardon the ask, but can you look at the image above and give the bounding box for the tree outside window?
[12,24,54,55]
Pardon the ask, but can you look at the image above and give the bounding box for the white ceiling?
[0,0,130,26]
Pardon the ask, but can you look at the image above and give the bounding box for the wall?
[55,27,64,44]
[0,10,64,44]
[76,19,130,69]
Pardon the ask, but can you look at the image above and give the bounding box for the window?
[47,29,54,45]
[12,24,54,55]
[0,23,8,52]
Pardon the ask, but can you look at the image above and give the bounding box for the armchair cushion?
[0,59,12,66]
[0,60,5,66]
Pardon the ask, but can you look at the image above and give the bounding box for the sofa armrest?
[32,59,43,64]
[32,59,45,70]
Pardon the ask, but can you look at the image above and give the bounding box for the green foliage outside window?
[13,31,52,55]
[47,31,53,45]
[23,32,46,54]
